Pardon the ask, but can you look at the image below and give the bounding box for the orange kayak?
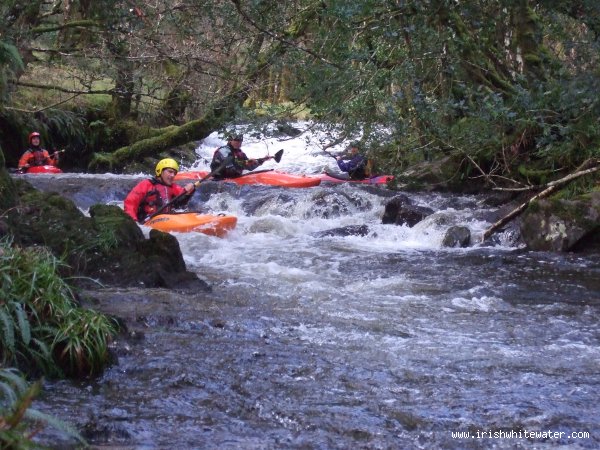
[175,170,321,188]
[144,212,237,237]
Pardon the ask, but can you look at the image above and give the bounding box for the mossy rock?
[520,191,600,252]
[7,182,208,289]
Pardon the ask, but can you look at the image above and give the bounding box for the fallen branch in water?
[482,159,600,242]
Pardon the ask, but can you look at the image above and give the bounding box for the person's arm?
[123,180,149,222]
[211,147,231,174]
[169,183,195,209]
[336,157,352,172]
[337,155,363,172]
[18,151,32,169]
[47,150,59,166]
[243,158,262,171]
[41,150,58,166]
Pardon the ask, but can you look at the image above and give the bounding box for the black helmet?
[346,141,360,151]
[228,134,243,142]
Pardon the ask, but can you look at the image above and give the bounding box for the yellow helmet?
[155,158,179,177]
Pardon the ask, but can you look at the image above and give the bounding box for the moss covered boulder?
[520,191,600,252]
[7,180,209,291]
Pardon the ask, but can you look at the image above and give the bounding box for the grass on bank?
[0,237,118,447]
[0,238,118,378]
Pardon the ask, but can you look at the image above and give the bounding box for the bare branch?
[32,20,101,35]
[482,160,600,241]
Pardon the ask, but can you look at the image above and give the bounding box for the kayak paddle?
[258,148,283,164]
[273,149,284,163]
[147,155,233,220]
[230,149,283,179]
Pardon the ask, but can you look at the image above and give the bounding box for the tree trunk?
[90,2,318,171]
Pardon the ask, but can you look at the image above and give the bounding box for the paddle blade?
[273,149,284,163]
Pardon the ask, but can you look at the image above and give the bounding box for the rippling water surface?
[30,125,600,449]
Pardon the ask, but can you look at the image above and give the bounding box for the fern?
[0,307,16,356]
[13,302,31,346]
[0,368,28,405]
[0,368,86,447]
[25,409,87,445]
[0,42,23,69]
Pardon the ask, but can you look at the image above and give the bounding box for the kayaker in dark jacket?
[210,134,267,179]
[336,142,368,180]
[18,131,60,170]
[124,158,196,223]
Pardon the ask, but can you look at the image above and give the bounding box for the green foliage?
[0,40,23,100]
[0,238,118,378]
[53,308,116,378]
[0,367,86,448]
[0,0,599,188]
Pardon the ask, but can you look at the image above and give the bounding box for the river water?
[29,126,599,449]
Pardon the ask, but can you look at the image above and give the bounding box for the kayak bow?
[144,212,237,237]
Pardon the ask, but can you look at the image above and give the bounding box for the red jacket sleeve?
[43,150,58,166]
[124,179,152,222]
[18,151,33,169]
[169,183,193,209]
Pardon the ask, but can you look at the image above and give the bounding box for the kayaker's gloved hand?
[257,157,268,164]
[183,183,195,194]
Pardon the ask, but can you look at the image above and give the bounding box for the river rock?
[442,226,471,247]
[313,224,370,238]
[520,192,600,252]
[7,179,209,291]
[382,194,434,227]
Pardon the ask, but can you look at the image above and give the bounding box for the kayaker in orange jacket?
[18,132,60,170]
[124,158,196,223]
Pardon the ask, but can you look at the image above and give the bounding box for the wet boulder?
[382,194,433,227]
[442,226,471,248]
[313,224,370,238]
[520,192,600,252]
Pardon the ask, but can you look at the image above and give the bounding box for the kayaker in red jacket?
[18,132,60,170]
[124,158,196,223]
[210,134,267,179]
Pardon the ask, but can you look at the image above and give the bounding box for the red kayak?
[16,165,63,174]
[318,171,393,185]
[175,169,321,188]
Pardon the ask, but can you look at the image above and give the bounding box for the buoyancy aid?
[18,148,55,169]
[339,154,368,180]
[136,178,186,222]
[210,144,259,178]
